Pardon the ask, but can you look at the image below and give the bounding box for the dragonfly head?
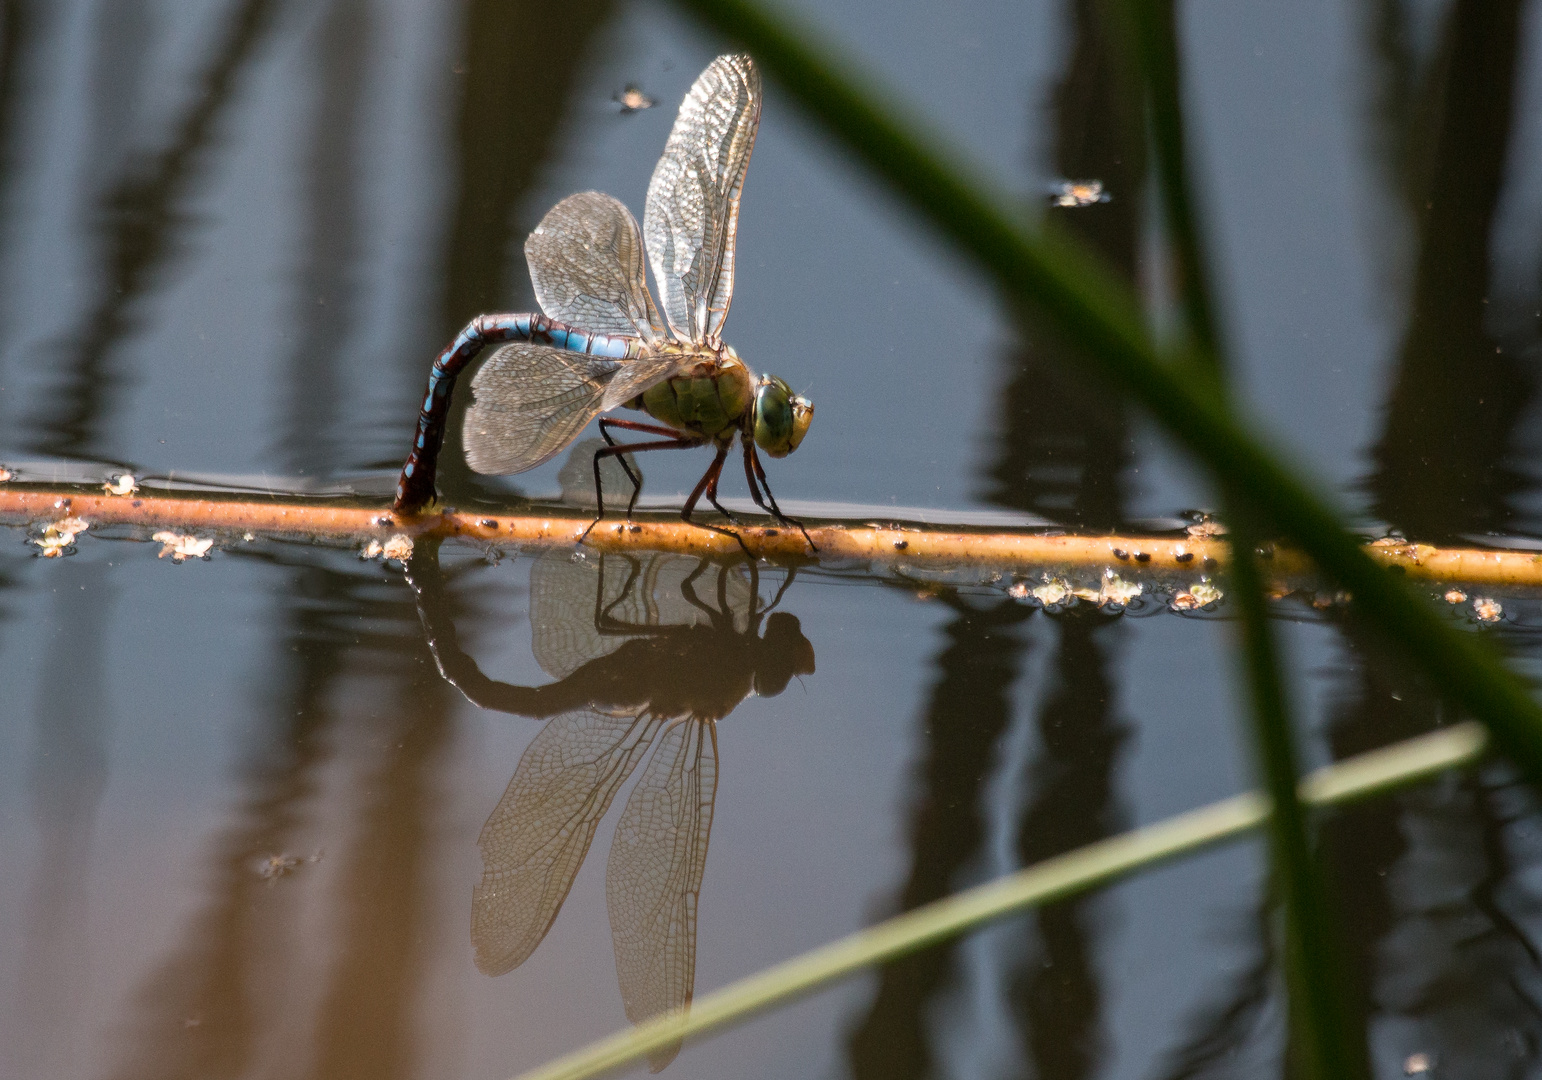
[752,375,814,458]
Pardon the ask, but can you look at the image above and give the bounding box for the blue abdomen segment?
[395,313,640,513]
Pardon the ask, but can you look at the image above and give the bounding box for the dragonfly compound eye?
[753,375,812,457]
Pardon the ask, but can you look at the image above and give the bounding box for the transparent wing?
[464,343,621,475]
[606,717,717,1071]
[529,548,638,680]
[557,437,644,510]
[526,192,665,344]
[471,709,664,976]
[598,352,695,412]
[644,54,761,344]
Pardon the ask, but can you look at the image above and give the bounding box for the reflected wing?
[529,548,634,680]
[526,192,665,344]
[464,343,621,475]
[644,54,761,344]
[472,710,664,975]
[606,717,717,1071]
[557,437,644,510]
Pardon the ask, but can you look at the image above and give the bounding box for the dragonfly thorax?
[633,347,756,441]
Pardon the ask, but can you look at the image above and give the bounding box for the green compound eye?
[753,376,814,458]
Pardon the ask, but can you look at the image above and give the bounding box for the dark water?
[2,1,1542,1078]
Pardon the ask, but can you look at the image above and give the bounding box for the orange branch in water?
[0,484,1537,587]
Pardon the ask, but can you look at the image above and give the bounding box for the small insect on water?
[393,54,815,552]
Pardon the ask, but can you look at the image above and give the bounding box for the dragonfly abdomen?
[395,311,642,512]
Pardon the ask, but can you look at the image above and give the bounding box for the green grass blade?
[668,0,1542,785]
[508,724,1487,1080]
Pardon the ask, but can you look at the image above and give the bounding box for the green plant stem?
[1118,4,1363,1074]
[1229,506,1363,1080]
[508,723,1488,1080]
[668,0,1542,787]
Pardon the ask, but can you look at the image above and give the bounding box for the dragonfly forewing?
[526,192,666,345]
[464,342,625,475]
[606,716,718,1072]
[471,709,664,976]
[644,54,761,344]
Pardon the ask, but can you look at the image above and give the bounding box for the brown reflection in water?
[1319,617,1542,1079]
[1348,3,1542,1069]
[101,555,457,1080]
[409,542,813,1071]
[10,559,114,1079]
[1367,0,1535,543]
[1158,3,1542,1075]
[25,0,284,462]
[283,0,373,478]
[1011,611,1131,1080]
[849,0,1143,1073]
[980,0,1143,532]
[426,0,615,502]
[0,1,55,339]
[845,593,1034,1080]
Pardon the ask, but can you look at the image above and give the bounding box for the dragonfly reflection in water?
[393,54,815,551]
[407,542,814,1070]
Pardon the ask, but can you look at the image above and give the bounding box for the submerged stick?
[0,483,1539,587]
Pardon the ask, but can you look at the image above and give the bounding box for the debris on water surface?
[1186,516,1227,539]
[153,531,213,561]
[102,473,138,496]
[1172,580,1224,610]
[33,517,89,557]
[361,534,413,563]
[1191,580,1223,606]
[1473,597,1503,623]
[0,466,12,482]
[1403,1051,1432,1075]
[382,534,413,562]
[256,853,300,882]
[1007,581,1031,601]
[1444,588,1467,604]
[1050,179,1110,207]
[1030,578,1072,607]
[1098,570,1141,607]
[614,84,656,112]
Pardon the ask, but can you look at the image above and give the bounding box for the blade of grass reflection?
[1119,3,1362,1075]
[509,723,1489,1080]
[665,0,1542,785]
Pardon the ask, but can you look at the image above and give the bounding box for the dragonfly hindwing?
[465,343,623,475]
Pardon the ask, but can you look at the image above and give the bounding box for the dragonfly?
[393,54,815,550]
[406,539,813,1071]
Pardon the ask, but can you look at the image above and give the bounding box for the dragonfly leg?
[742,440,818,552]
[600,416,692,517]
[682,441,755,559]
[704,446,743,524]
[579,437,701,544]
